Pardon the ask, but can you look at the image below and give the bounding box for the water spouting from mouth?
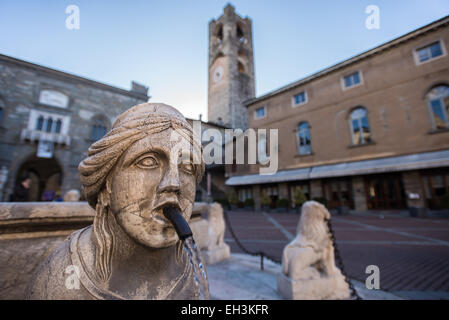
[163,206,210,300]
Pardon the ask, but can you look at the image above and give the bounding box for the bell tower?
[208,4,255,130]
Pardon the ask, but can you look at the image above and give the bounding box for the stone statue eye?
[136,155,158,169]
[180,162,195,175]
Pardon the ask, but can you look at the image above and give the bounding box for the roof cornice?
[0,54,150,101]
[245,15,449,106]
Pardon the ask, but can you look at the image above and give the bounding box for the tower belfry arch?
[208,4,255,130]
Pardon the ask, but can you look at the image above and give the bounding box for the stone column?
[310,179,323,199]
[352,176,367,211]
[402,171,427,216]
[279,183,289,200]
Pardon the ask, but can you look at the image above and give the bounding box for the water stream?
[183,237,210,300]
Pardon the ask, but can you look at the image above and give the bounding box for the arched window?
[36,116,44,131]
[297,122,312,155]
[215,24,223,44]
[427,85,449,130]
[237,50,248,74]
[350,107,372,145]
[237,24,244,43]
[55,119,62,134]
[91,117,108,142]
[45,118,53,133]
[91,124,106,141]
[238,61,245,73]
[0,99,4,124]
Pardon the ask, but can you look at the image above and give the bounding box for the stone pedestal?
[277,201,351,300]
[277,270,350,300]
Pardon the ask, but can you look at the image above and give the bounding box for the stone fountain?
[26,103,210,300]
[0,103,395,300]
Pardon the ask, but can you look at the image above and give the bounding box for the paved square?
[224,210,449,299]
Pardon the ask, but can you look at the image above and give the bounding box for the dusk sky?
[1,0,449,120]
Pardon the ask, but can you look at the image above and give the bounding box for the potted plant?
[244,198,255,210]
[228,190,238,210]
[276,198,289,213]
[260,191,271,212]
[292,187,307,214]
[440,193,449,209]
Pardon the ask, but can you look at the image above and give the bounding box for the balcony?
[20,129,71,146]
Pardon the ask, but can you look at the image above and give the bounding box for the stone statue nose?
[158,164,180,194]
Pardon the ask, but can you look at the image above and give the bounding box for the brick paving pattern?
[224,210,449,294]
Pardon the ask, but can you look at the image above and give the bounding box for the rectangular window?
[293,91,307,106]
[254,106,266,120]
[416,41,444,63]
[343,71,361,89]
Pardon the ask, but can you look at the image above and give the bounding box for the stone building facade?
[225,15,449,213]
[208,4,255,130]
[185,118,229,202]
[0,54,149,201]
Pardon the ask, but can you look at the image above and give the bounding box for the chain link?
[326,218,362,300]
[223,210,281,268]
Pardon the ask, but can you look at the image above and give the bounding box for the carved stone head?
[78,103,204,280]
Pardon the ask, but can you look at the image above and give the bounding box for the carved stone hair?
[78,103,205,281]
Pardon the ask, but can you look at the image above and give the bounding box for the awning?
[309,149,449,179]
[226,167,311,186]
[225,149,449,186]
[20,129,71,146]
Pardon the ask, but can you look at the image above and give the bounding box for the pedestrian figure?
[11,174,31,202]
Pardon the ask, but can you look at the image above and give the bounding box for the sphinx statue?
[202,203,230,264]
[277,201,350,300]
[26,103,209,300]
[190,202,231,264]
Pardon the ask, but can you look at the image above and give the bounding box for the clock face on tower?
[212,65,224,84]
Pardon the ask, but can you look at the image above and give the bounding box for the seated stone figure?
[26,103,207,300]
[277,201,350,300]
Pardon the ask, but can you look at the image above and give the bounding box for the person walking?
[11,174,31,202]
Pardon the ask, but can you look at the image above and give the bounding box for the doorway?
[15,156,63,201]
[422,169,449,209]
[365,173,406,210]
[322,178,353,209]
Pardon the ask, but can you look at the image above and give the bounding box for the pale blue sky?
[1,0,449,120]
